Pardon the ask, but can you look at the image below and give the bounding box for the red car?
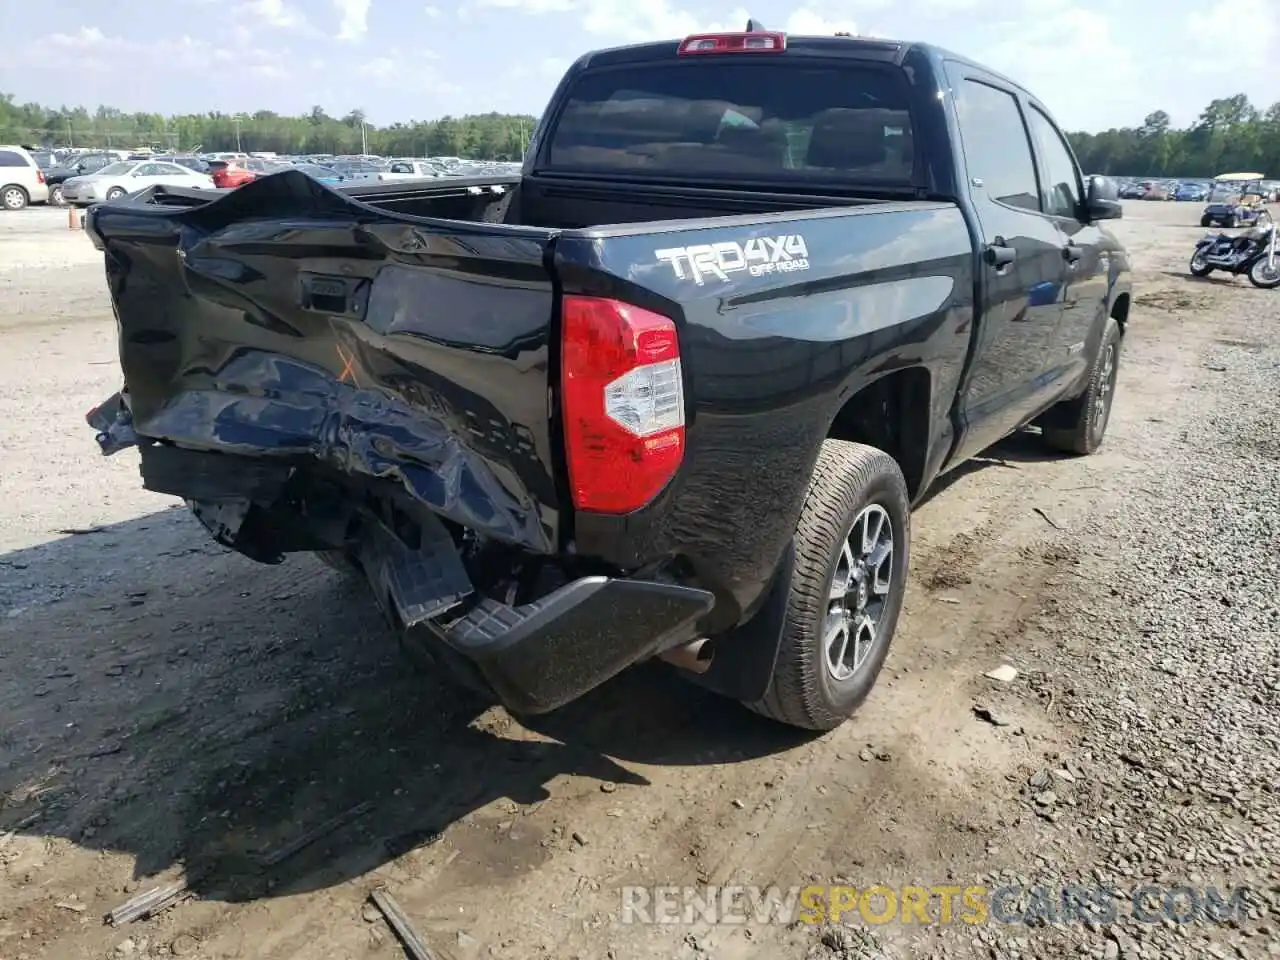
[209,158,276,189]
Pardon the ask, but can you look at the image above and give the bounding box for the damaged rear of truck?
[82,30,1037,730]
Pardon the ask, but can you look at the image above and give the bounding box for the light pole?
[361,119,368,156]
[232,115,244,152]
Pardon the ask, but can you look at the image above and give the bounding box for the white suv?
[0,146,51,211]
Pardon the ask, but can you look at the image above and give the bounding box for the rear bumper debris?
[85,390,714,714]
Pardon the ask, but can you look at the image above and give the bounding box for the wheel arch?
[825,367,933,502]
[1110,291,1130,336]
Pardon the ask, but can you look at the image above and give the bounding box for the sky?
[2,0,1278,133]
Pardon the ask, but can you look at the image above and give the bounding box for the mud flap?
[356,513,474,628]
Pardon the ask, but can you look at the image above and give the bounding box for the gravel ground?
[0,200,1278,960]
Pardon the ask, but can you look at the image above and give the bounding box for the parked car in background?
[43,152,119,206]
[325,158,388,179]
[1174,181,1209,202]
[208,156,286,188]
[0,145,50,210]
[155,155,211,174]
[380,159,447,180]
[61,160,214,206]
[26,148,57,170]
[282,162,348,184]
[1143,182,1172,200]
[208,159,253,189]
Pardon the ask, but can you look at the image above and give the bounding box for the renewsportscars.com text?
[619,884,1257,927]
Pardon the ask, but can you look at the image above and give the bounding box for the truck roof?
[571,32,1034,105]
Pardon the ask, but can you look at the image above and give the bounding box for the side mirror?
[1085,175,1122,221]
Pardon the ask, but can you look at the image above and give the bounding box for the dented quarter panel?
[92,174,563,552]
[556,202,975,628]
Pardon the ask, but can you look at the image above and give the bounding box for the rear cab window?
[538,58,917,187]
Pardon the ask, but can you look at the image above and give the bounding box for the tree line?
[3,90,1278,175]
[1069,96,1280,178]
[0,95,537,160]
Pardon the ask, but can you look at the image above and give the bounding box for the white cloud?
[424,4,442,14]
[238,0,305,28]
[19,26,291,84]
[966,2,1139,129]
[783,9,858,34]
[474,0,574,12]
[334,0,372,40]
[539,57,570,78]
[42,26,106,50]
[358,57,397,79]
[354,51,455,99]
[470,1,857,44]
[1186,0,1275,74]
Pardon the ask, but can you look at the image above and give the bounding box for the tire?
[1189,253,1213,277]
[1041,316,1122,456]
[746,440,910,731]
[1247,257,1280,289]
[48,184,65,207]
[1,185,29,211]
[1200,216,1212,227]
[105,187,127,202]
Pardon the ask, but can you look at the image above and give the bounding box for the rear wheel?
[1200,215,1212,227]
[105,187,127,201]
[1041,316,1122,456]
[48,184,65,206]
[1,185,28,211]
[746,440,910,731]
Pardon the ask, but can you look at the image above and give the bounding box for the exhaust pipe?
[659,637,713,675]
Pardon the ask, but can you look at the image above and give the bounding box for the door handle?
[1063,243,1083,264]
[984,242,1015,268]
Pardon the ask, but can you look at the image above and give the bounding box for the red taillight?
[36,170,46,184]
[561,296,685,514]
[678,31,786,55]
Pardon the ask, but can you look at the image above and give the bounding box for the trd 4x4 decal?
[655,234,810,285]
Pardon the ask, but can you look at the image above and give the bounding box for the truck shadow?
[0,507,808,906]
[915,429,1061,508]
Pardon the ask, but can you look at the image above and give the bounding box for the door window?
[0,150,29,167]
[1026,106,1082,219]
[951,76,1040,212]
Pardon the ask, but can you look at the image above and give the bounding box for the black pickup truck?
[84,26,1131,731]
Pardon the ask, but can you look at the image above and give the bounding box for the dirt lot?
[1,200,1277,960]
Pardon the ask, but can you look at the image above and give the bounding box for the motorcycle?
[1189,211,1280,288]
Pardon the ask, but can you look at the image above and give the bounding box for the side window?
[0,150,28,168]
[81,157,107,172]
[1026,106,1082,219]
[950,75,1041,213]
[156,163,188,176]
